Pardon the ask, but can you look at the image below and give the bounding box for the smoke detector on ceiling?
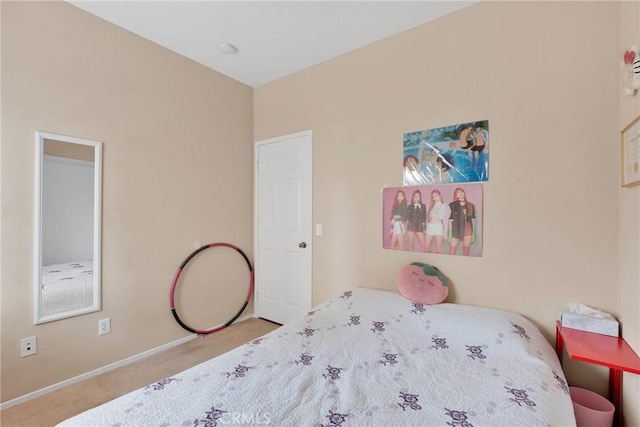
[218,42,238,55]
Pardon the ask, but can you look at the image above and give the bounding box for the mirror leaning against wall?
[34,131,102,324]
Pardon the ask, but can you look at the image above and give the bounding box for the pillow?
[396,262,448,305]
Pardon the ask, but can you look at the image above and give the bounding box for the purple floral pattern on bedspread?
[505,386,536,407]
[145,377,177,391]
[323,365,344,380]
[347,315,360,326]
[296,353,314,365]
[466,345,486,360]
[411,302,426,314]
[298,327,316,337]
[380,353,398,366]
[432,337,449,350]
[321,410,348,426]
[226,364,253,378]
[371,321,386,332]
[249,337,265,345]
[553,370,569,394]
[340,291,353,299]
[193,407,226,427]
[398,391,422,411]
[511,322,531,340]
[445,408,474,427]
[58,288,575,427]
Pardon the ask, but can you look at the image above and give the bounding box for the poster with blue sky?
[403,120,489,185]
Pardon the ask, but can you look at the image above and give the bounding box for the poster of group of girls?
[383,120,489,257]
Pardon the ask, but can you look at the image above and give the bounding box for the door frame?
[253,130,313,318]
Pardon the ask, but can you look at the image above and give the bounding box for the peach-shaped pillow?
[396,262,448,305]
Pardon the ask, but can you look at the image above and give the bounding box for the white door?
[255,131,312,324]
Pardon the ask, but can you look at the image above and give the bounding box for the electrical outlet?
[20,336,37,357]
[98,318,111,335]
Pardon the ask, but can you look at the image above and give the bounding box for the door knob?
[298,241,307,249]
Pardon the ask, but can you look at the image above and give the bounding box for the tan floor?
[1,318,280,427]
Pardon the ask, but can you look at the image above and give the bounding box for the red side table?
[556,321,640,427]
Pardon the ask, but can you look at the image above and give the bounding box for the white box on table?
[559,303,619,337]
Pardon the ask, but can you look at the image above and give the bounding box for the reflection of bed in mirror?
[34,131,102,324]
[41,260,94,317]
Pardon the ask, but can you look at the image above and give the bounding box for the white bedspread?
[42,260,94,317]
[59,287,575,426]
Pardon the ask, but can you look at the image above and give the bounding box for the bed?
[41,260,94,317]
[58,287,576,426]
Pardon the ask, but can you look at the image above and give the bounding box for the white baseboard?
[0,314,254,411]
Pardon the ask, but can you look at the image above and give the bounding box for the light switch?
[315,224,323,236]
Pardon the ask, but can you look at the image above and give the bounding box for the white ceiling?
[68,1,475,87]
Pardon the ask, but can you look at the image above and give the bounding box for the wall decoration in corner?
[383,183,483,257]
[621,45,640,96]
[403,120,489,185]
[621,115,640,187]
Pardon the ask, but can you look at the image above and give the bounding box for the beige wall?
[256,0,637,422]
[618,2,640,426]
[1,1,253,402]
[2,1,638,425]
[44,139,95,162]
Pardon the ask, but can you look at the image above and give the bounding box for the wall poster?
[403,120,489,185]
[621,115,640,187]
[383,184,483,257]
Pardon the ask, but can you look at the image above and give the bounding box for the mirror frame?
[34,131,102,324]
